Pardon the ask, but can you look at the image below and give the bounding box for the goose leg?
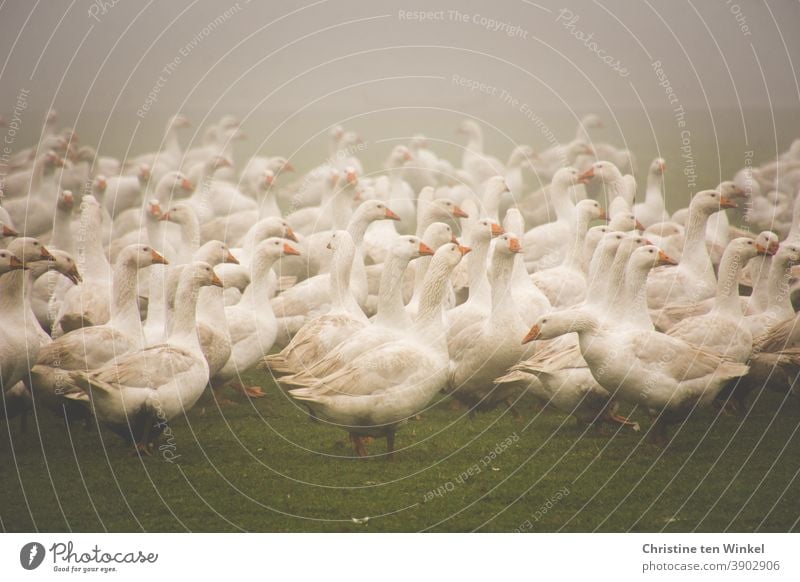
[349,433,367,458]
[130,412,156,457]
[230,381,266,398]
[608,412,640,431]
[211,385,238,406]
[648,417,669,447]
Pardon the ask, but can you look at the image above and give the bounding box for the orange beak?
[150,249,168,265]
[635,219,645,231]
[508,238,523,253]
[2,224,18,237]
[658,250,677,265]
[346,171,358,185]
[150,203,162,217]
[66,264,82,284]
[719,196,738,209]
[9,255,26,270]
[768,241,780,255]
[282,161,295,172]
[756,243,776,256]
[283,243,301,256]
[598,208,607,220]
[522,324,540,344]
[458,245,472,256]
[450,234,459,244]
[181,178,194,191]
[159,211,171,222]
[225,251,240,265]
[264,173,275,187]
[452,205,469,219]
[578,167,595,183]
[285,227,299,243]
[403,151,414,162]
[211,273,224,288]
[418,242,435,256]
[490,223,505,237]
[40,245,55,261]
[96,178,107,190]
[659,161,667,173]
[63,192,74,204]
[385,208,401,221]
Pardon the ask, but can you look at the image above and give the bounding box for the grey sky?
[1,0,799,175]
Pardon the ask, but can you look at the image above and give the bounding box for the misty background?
[2,0,799,205]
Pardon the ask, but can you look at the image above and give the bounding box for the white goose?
[66,262,221,454]
[30,245,168,414]
[524,309,748,444]
[446,234,527,411]
[633,158,668,228]
[288,242,468,459]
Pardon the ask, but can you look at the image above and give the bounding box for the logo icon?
[20,542,45,570]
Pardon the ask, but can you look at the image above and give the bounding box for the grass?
[1,370,799,533]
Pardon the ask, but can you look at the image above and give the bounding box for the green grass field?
[1,370,798,533]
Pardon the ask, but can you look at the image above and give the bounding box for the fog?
[2,0,799,199]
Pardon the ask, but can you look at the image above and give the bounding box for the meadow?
[2,369,798,532]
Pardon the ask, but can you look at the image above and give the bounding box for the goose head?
[195,240,238,266]
[250,217,299,244]
[484,175,511,199]
[726,237,773,264]
[567,140,594,160]
[159,202,196,226]
[523,310,597,344]
[168,114,191,130]
[386,145,414,168]
[472,218,505,243]
[92,175,108,197]
[118,244,169,269]
[649,157,667,176]
[391,235,434,261]
[355,199,401,223]
[253,237,300,268]
[609,211,644,232]
[690,189,738,215]
[580,113,604,131]
[575,198,606,222]
[146,199,162,222]
[456,119,482,139]
[157,171,194,197]
[507,145,535,168]
[137,164,152,184]
[422,222,457,249]
[775,240,800,265]
[57,190,75,212]
[579,160,622,184]
[429,198,469,221]
[259,170,276,190]
[630,245,677,270]
[551,166,584,189]
[6,237,54,265]
[431,242,471,272]
[0,249,26,275]
[185,261,223,289]
[494,233,522,256]
[717,180,747,200]
[268,156,294,175]
[754,230,780,256]
[46,250,83,284]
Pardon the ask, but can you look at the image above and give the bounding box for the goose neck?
[375,254,413,328]
[108,258,145,336]
[714,249,746,316]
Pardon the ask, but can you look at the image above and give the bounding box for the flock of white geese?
[2,110,800,459]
